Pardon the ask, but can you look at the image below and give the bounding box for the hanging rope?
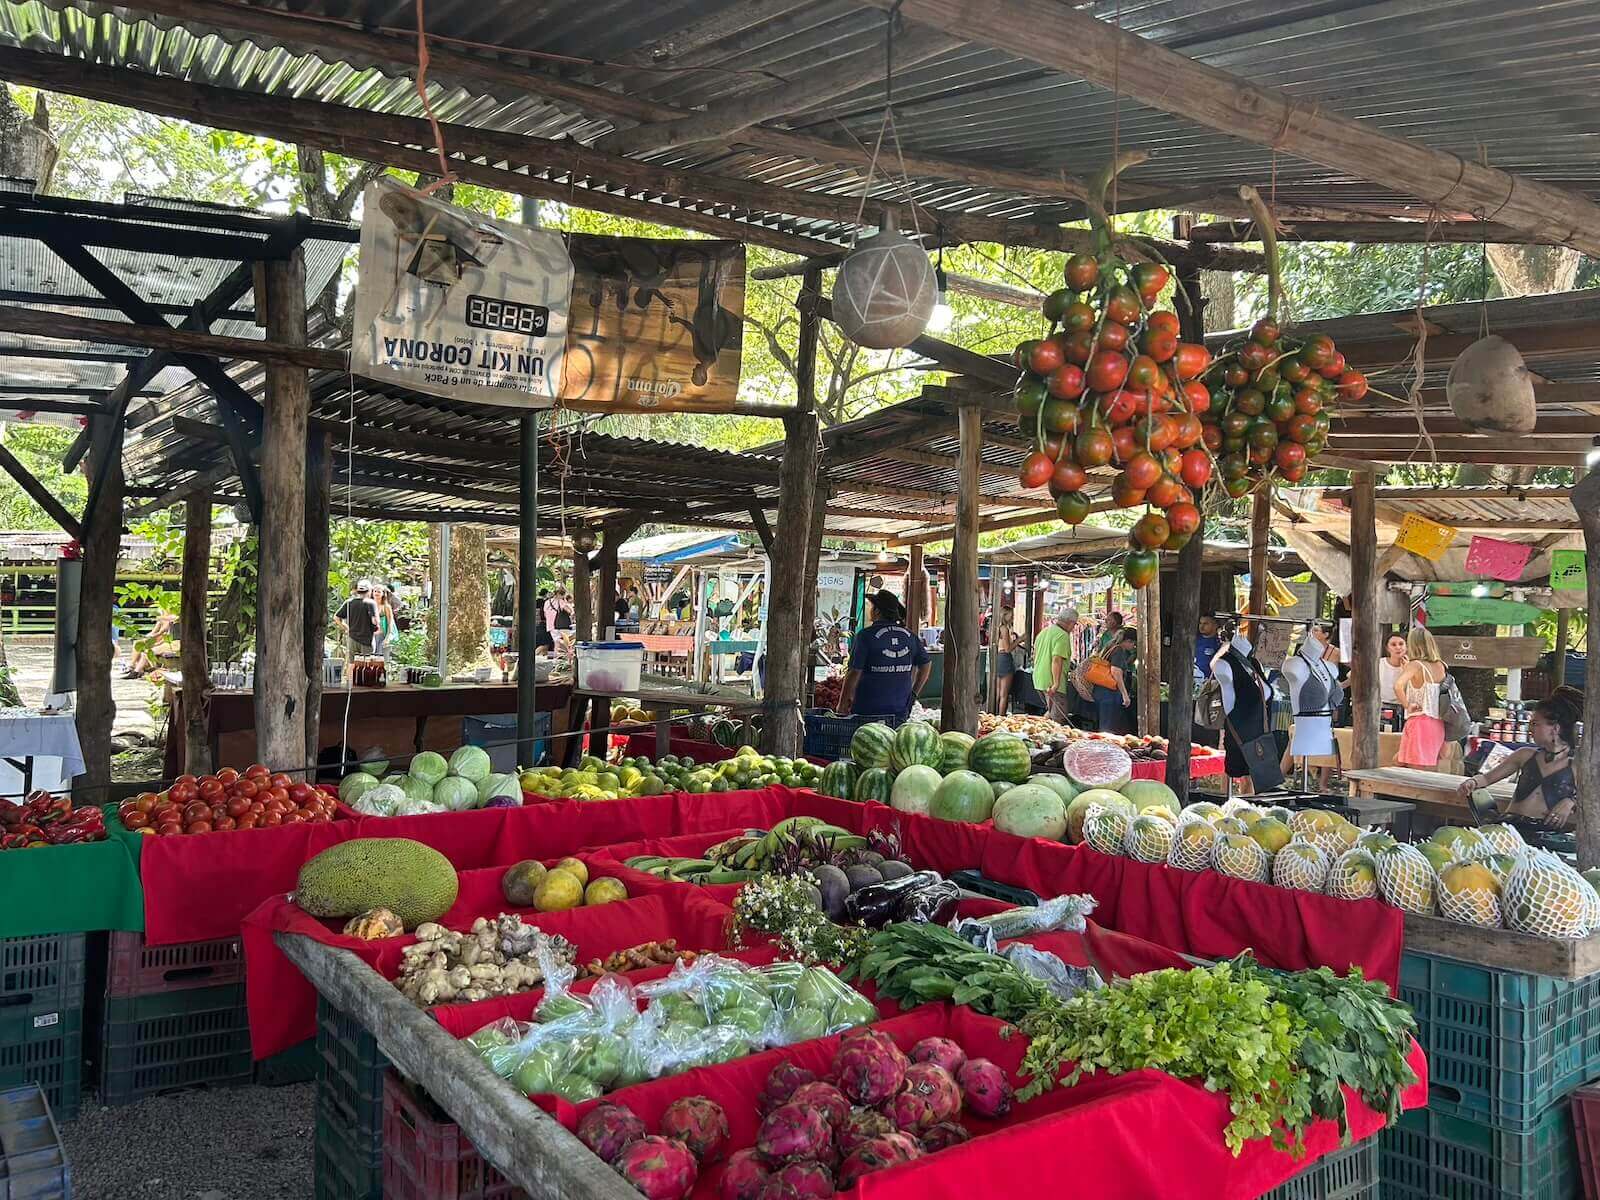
[412,0,458,195]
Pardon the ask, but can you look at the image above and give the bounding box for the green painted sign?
[1422,596,1546,627]
[1425,582,1506,598]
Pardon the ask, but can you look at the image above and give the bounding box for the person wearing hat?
[335,579,378,656]
[837,590,931,720]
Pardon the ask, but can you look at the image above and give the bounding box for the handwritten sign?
[1394,513,1458,561]
[1465,535,1532,582]
[1551,549,1588,592]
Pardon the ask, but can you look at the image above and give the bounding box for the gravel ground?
[62,1083,315,1200]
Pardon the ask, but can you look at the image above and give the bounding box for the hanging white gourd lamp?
[1446,334,1536,433]
[834,211,936,350]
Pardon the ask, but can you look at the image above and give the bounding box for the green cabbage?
[448,744,493,783]
[386,773,434,808]
[477,772,520,805]
[408,751,449,786]
[354,782,407,816]
[433,775,480,812]
[339,771,380,806]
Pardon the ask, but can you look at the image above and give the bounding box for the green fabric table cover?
[0,805,144,938]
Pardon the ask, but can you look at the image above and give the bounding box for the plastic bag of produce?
[639,954,774,1041]
[752,960,878,1043]
[949,893,1097,949]
[1000,943,1102,1001]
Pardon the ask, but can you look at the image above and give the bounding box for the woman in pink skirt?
[1394,626,1447,767]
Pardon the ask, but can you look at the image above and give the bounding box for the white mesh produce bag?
[1504,850,1594,939]
[1213,834,1269,883]
[1124,814,1176,863]
[1272,840,1329,893]
[1325,848,1379,902]
[1375,844,1437,915]
[1167,819,1219,873]
[1083,805,1131,857]
[1436,862,1503,928]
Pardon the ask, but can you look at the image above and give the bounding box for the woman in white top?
[1377,633,1408,729]
[1394,626,1447,767]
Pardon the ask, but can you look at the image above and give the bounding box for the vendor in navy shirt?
[1194,614,1223,680]
[838,591,931,719]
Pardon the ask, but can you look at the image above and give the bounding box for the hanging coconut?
[833,219,935,350]
[571,529,598,553]
[1446,334,1536,433]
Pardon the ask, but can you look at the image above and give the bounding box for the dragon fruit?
[759,1062,818,1114]
[838,1107,896,1156]
[614,1135,698,1200]
[659,1096,730,1163]
[753,1181,799,1200]
[832,1035,907,1105]
[908,1036,967,1077]
[756,1102,832,1163]
[836,1135,921,1189]
[788,1081,851,1130]
[718,1149,771,1200]
[887,1063,962,1131]
[766,1161,833,1200]
[957,1058,1014,1119]
[578,1103,648,1164]
[881,1131,923,1160]
[919,1121,972,1153]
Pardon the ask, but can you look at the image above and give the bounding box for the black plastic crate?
[316,998,387,1143]
[0,1083,70,1200]
[1263,1139,1378,1200]
[0,1002,80,1124]
[1380,1102,1575,1200]
[1,935,86,1019]
[99,982,252,1106]
[315,1088,382,1200]
[800,709,903,762]
[256,1038,319,1087]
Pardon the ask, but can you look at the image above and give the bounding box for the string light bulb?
[928,244,953,332]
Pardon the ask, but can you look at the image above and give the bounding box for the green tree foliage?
[0,425,84,529]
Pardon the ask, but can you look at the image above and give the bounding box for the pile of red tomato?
[117,764,336,836]
[1011,252,1366,589]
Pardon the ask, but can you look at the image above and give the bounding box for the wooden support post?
[1166,517,1206,799]
[1572,473,1600,869]
[986,566,1005,713]
[1248,486,1271,619]
[799,477,829,711]
[906,544,925,634]
[180,495,213,777]
[946,400,983,734]
[762,269,823,755]
[302,429,331,769]
[1554,607,1571,690]
[75,410,123,791]
[1349,471,1381,772]
[255,247,310,773]
[516,413,541,765]
[588,522,640,759]
[1138,565,1162,737]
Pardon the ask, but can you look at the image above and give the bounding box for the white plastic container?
[575,641,644,693]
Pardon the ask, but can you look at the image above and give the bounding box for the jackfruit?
[295,837,459,929]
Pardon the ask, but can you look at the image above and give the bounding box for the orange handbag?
[1082,657,1118,690]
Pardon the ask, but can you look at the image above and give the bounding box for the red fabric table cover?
[1130,751,1225,781]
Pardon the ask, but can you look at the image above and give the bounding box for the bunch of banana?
[1263,572,1299,615]
[623,855,759,885]
[712,816,867,873]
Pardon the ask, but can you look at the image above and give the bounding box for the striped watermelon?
[849,722,896,770]
[888,720,943,771]
[853,767,894,805]
[937,731,975,772]
[818,760,859,800]
[969,732,1031,784]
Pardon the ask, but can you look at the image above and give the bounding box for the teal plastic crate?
[1379,1103,1576,1200]
[316,998,387,1143]
[1,934,85,1016]
[256,1038,319,1087]
[100,982,252,1106]
[1261,1139,1377,1200]
[315,1089,382,1200]
[0,1006,79,1126]
[1399,949,1600,1130]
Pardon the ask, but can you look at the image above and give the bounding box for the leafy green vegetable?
[843,922,1056,1023]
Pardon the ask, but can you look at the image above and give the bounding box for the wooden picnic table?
[1344,765,1514,823]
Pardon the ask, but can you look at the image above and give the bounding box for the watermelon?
[853,767,894,805]
[937,731,975,772]
[993,783,1068,840]
[969,732,1031,784]
[1121,779,1178,811]
[818,761,859,800]
[890,765,943,815]
[991,779,1016,801]
[888,721,944,772]
[1031,774,1081,805]
[1062,741,1133,791]
[928,770,996,824]
[850,722,896,770]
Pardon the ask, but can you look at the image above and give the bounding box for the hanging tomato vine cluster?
[1007,173,1367,590]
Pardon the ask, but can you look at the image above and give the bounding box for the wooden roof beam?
[866,0,1600,258]
[1187,219,1572,247]
[598,24,963,156]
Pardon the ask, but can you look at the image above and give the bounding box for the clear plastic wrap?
[949,893,1097,949]
[1000,942,1102,1001]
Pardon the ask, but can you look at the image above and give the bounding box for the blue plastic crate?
[464,711,549,773]
[0,1084,70,1200]
[1261,1139,1377,1200]
[1399,950,1600,1130]
[801,710,903,762]
[1379,1103,1575,1200]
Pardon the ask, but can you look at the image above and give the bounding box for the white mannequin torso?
[1212,633,1253,712]
[1283,645,1335,758]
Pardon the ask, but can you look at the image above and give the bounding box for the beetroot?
[832,1036,907,1106]
[894,1063,962,1131]
[919,1121,971,1153]
[787,1081,851,1130]
[957,1058,1014,1119]
[759,1062,817,1114]
[768,1160,833,1200]
[908,1036,967,1077]
[756,1102,832,1163]
[577,1103,647,1164]
[718,1148,772,1200]
[659,1095,730,1163]
[836,1135,920,1189]
[614,1135,698,1200]
[838,1107,896,1156]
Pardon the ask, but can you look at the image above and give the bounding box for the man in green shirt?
[1032,607,1079,724]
